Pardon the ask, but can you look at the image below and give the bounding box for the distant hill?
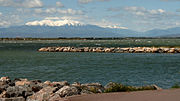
[145,27,180,37]
[0,24,180,38]
[0,24,140,38]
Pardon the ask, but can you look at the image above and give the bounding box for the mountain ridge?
[0,24,179,38]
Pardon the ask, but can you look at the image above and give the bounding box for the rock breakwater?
[0,77,161,101]
[38,47,180,53]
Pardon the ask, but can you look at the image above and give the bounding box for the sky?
[0,0,180,31]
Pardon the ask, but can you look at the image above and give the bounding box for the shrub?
[172,84,180,88]
[104,82,159,93]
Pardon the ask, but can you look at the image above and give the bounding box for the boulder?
[44,81,51,85]
[14,79,42,93]
[162,48,170,53]
[0,77,13,96]
[48,47,56,52]
[71,82,81,87]
[121,48,129,52]
[27,86,59,101]
[176,48,180,53]
[151,84,162,90]
[0,77,11,86]
[0,97,25,101]
[80,89,93,95]
[63,47,71,52]
[152,47,159,53]
[84,47,89,52]
[168,48,175,53]
[144,47,153,53]
[104,48,111,52]
[77,48,84,52]
[0,85,8,95]
[38,47,48,52]
[95,47,104,52]
[92,48,97,52]
[51,81,69,87]
[134,47,144,53]
[129,48,135,53]
[44,81,69,88]
[104,82,118,91]
[57,47,64,52]
[0,77,10,82]
[48,93,63,101]
[15,79,31,86]
[81,83,105,93]
[56,86,80,97]
[5,85,33,98]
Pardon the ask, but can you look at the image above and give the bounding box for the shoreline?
[0,77,162,101]
[65,89,180,101]
[1,37,180,41]
[38,46,180,53]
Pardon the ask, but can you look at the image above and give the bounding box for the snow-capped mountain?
[0,19,180,38]
[25,19,84,27]
[0,22,140,38]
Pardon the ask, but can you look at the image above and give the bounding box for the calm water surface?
[0,39,180,89]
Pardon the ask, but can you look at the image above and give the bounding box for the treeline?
[1,37,180,41]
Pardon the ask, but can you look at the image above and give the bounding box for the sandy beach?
[64,89,180,101]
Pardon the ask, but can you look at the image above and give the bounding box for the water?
[1,39,180,89]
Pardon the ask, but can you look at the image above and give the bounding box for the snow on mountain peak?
[25,18,83,27]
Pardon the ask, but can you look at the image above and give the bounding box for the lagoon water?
[1,39,180,89]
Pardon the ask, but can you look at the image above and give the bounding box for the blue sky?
[0,0,180,31]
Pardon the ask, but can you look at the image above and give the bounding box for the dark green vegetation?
[104,82,160,93]
[1,37,180,41]
[1,38,180,48]
[171,84,180,88]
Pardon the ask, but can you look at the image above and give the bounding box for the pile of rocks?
[0,77,161,101]
[38,47,180,53]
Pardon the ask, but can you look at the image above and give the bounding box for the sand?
[63,89,180,101]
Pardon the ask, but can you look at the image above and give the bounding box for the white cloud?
[58,9,83,15]
[25,18,83,26]
[45,17,60,20]
[0,0,43,8]
[0,21,10,27]
[0,0,13,7]
[149,9,165,14]
[32,8,84,15]
[40,8,84,15]
[45,8,57,14]
[56,1,64,8]
[0,14,22,27]
[123,6,168,19]
[123,6,166,15]
[78,0,93,4]
[78,0,110,4]
[34,8,43,13]
[0,12,2,16]
[23,0,43,8]
[108,6,180,31]
[124,6,146,12]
